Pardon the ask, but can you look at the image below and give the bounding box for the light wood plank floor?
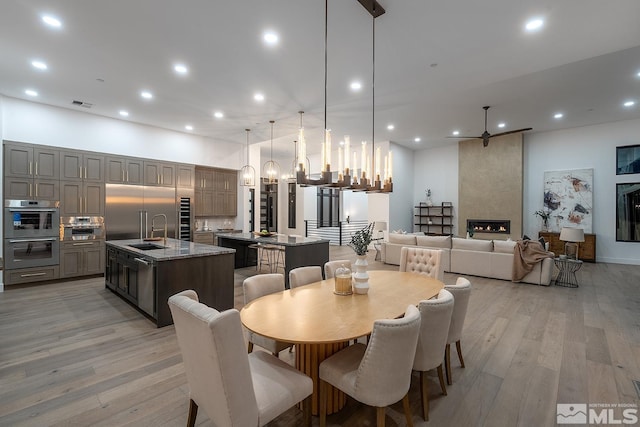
[1,247,639,426]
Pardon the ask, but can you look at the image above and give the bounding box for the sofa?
[381,234,554,286]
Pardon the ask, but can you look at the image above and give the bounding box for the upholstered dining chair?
[168,290,312,427]
[323,259,352,279]
[242,274,293,355]
[399,247,444,281]
[413,289,454,421]
[444,277,472,385]
[289,266,323,288]
[318,305,421,427]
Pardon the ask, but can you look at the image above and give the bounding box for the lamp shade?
[373,221,387,231]
[559,227,585,242]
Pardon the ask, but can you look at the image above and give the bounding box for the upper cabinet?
[144,161,175,187]
[194,167,237,217]
[176,164,195,188]
[105,156,143,185]
[4,141,60,200]
[60,150,104,182]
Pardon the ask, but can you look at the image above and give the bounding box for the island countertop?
[216,232,330,246]
[105,238,235,261]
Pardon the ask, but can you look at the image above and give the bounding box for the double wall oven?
[3,200,60,270]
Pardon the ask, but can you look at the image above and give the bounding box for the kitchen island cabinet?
[105,238,235,327]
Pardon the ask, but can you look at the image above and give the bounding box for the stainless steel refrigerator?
[105,184,177,240]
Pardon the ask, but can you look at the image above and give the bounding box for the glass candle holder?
[334,265,353,296]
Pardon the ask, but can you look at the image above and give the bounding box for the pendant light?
[262,120,280,184]
[240,128,256,187]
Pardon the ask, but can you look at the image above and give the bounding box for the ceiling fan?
[450,106,532,147]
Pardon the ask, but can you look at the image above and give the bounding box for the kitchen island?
[105,238,235,327]
[217,233,330,288]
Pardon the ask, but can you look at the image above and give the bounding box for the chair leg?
[247,341,253,353]
[187,399,198,427]
[376,407,386,427]
[437,364,447,395]
[319,380,328,427]
[445,343,452,385]
[456,340,465,368]
[302,395,311,427]
[402,393,414,427]
[420,371,429,421]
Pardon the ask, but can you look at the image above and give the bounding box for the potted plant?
[534,210,551,231]
[348,222,374,294]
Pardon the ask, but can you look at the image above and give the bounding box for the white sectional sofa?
[381,234,554,286]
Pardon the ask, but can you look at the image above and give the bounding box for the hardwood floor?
[1,247,639,426]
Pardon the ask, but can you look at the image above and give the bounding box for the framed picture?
[616,183,640,242]
[543,168,593,233]
[616,144,640,175]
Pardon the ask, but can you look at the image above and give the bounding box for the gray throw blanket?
[512,240,554,281]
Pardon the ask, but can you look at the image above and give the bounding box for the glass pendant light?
[240,128,256,187]
[262,120,280,184]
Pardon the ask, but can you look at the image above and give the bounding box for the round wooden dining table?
[240,270,444,415]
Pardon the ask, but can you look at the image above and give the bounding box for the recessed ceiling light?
[350,81,362,91]
[140,91,153,99]
[119,110,129,117]
[635,70,640,78]
[339,140,345,146]
[174,64,188,74]
[214,111,224,119]
[623,100,636,107]
[254,93,265,102]
[387,124,394,131]
[41,15,62,28]
[185,125,193,131]
[452,130,460,136]
[25,89,38,97]
[497,122,506,128]
[554,112,564,119]
[525,18,544,32]
[31,60,48,70]
[263,31,279,45]
[414,137,421,142]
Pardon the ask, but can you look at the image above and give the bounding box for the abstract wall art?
[543,168,593,233]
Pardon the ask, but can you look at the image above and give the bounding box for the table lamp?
[559,227,585,260]
[373,221,387,240]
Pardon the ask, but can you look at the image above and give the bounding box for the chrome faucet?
[150,214,168,242]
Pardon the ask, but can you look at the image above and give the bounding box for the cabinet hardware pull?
[10,238,56,243]
[29,183,33,197]
[21,272,46,278]
[35,183,38,197]
[79,165,82,178]
[35,161,38,176]
[72,242,94,246]
[29,161,33,175]
[84,167,87,179]
[122,170,125,181]
[126,170,129,182]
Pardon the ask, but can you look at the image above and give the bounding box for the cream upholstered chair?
[444,277,472,385]
[168,290,312,427]
[289,266,323,288]
[323,259,351,279]
[319,305,421,427]
[413,289,454,421]
[399,247,444,281]
[243,274,293,355]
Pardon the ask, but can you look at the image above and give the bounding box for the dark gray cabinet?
[195,167,237,217]
[144,161,175,187]
[105,156,143,184]
[177,164,195,188]
[3,141,59,200]
[60,240,105,278]
[60,180,105,216]
[60,150,104,182]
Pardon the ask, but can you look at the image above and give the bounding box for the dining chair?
[318,305,421,427]
[242,274,293,356]
[399,246,444,281]
[444,277,472,385]
[413,289,454,421]
[323,259,352,279]
[289,266,323,288]
[168,290,313,427]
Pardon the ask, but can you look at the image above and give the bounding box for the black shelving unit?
[260,182,278,232]
[414,201,453,235]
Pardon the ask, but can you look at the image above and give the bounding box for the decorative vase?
[352,254,369,295]
[425,196,433,207]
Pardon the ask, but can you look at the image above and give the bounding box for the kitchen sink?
[128,242,166,251]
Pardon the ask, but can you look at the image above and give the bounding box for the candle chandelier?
[263,120,280,184]
[295,0,393,193]
[240,128,256,187]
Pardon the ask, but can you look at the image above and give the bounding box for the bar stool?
[261,244,284,273]
[248,243,270,272]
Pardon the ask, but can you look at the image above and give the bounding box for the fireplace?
[467,219,511,234]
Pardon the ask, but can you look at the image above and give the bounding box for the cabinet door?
[34,179,60,200]
[105,249,119,290]
[144,162,160,185]
[61,181,83,216]
[126,159,143,184]
[177,165,195,188]
[84,242,105,275]
[60,152,83,180]
[160,163,175,187]
[106,156,126,183]
[4,143,33,177]
[83,153,104,181]
[196,168,214,189]
[60,245,83,278]
[4,177,33,199]
[34,148,59,179]
[84,182,105,215]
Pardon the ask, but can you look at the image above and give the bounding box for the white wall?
[524,117,640,265]
[387,143,415,233]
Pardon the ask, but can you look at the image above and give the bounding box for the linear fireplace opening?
[467,219,511,234]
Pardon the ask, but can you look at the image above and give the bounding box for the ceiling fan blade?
[446,135,482,139]
[488,127,533,138]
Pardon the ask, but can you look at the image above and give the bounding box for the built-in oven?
[4,200,60,238]
[61,216,105,241]
[4,237,60,269]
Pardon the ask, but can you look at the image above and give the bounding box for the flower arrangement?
[534,209,551,229]
[348,222,374,256]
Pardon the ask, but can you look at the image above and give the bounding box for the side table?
[553,257,583,288]
[372,238,383,261]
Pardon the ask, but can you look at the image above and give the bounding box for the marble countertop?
[106,238,236,262]
[216,232,330,247]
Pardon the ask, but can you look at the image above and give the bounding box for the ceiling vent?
[71,100,93,108]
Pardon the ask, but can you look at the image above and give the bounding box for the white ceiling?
[1,0,640,160]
